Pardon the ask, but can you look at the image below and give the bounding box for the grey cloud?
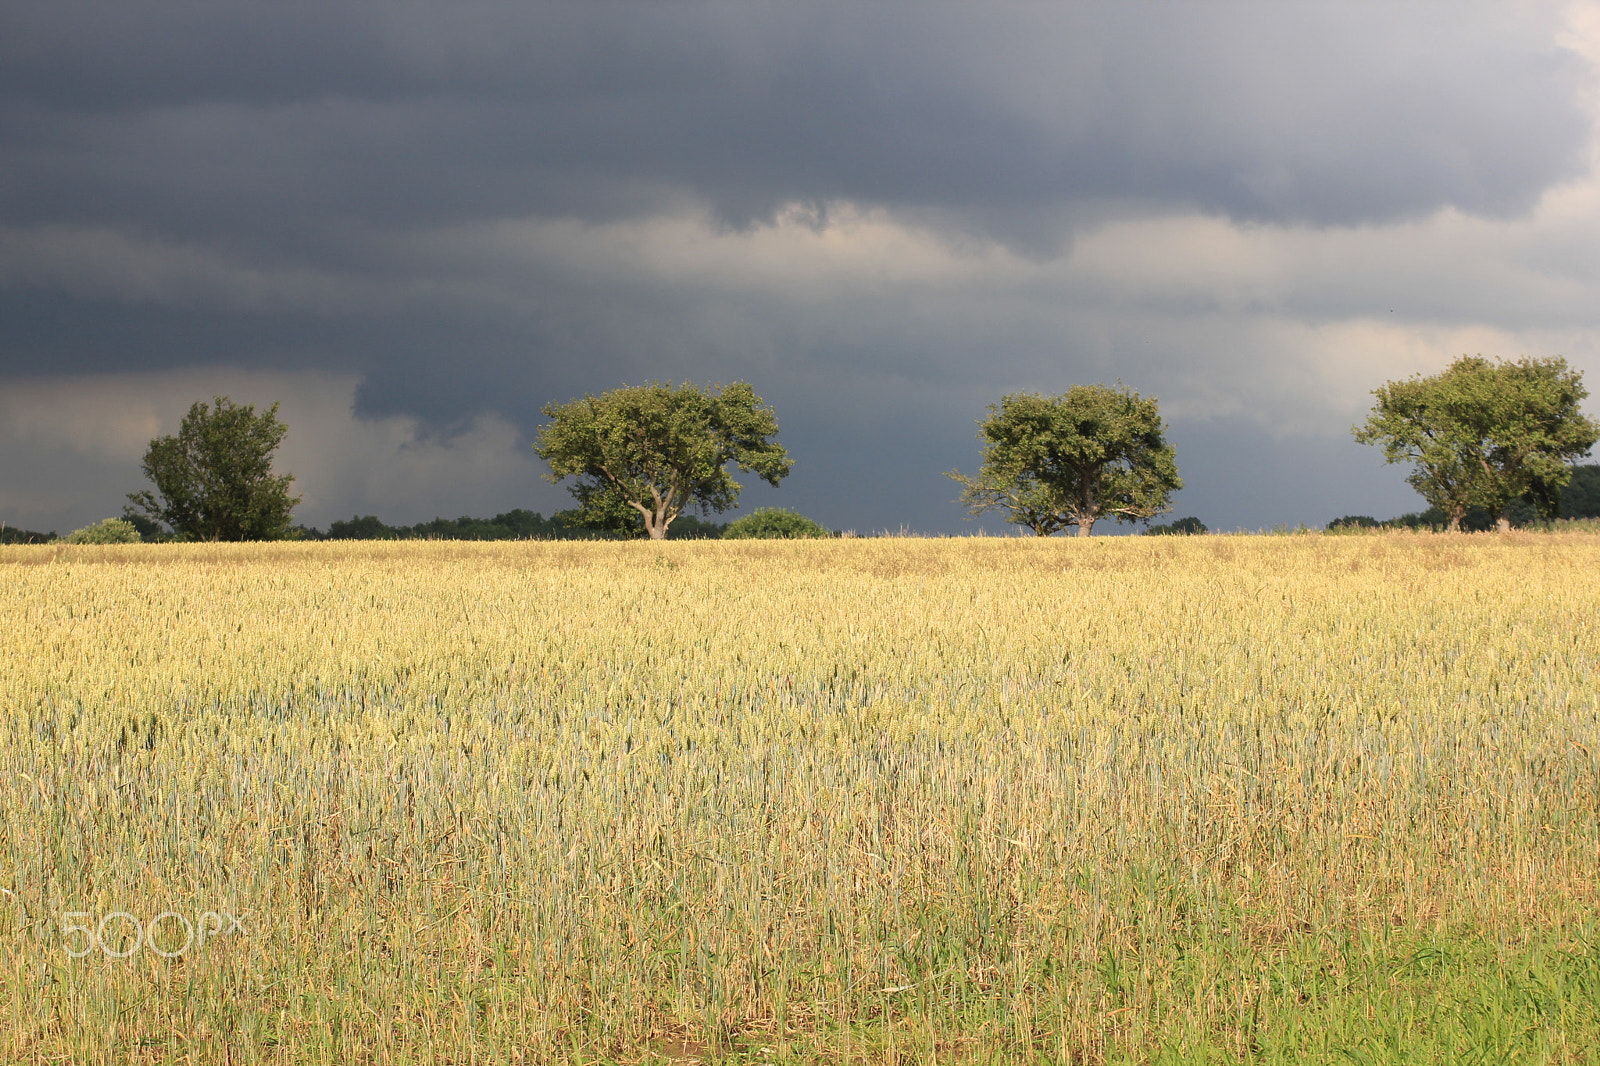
[2,3,1588,246]
[0,369,570,532]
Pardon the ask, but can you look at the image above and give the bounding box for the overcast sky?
[4,1,1600,535]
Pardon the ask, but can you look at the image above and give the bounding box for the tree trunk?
[631,486,675,540]
[632,503,669,540]
[1077,474,1097,538]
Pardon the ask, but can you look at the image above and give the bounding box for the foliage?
[947,384,1182,536]
[1389,505,1506,533]
[534,381,791,540]
[1559,463,1600,519]
[658,514,729,539]
[120,514,169,542]
[4,538,1600,1061]
[1355,356,1599,532]
[63,517,143,544]
[126,395,302,541]
[722,507,831,539]
[1144,516,1207,535]
[323,510,582,541]
[544,509,726,540]
[321,515,397,540]
[551,492,641,538]
[1341,494,1561,535]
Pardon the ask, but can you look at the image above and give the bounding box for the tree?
[1354,356,1598,533]
[127,396,301,541]
[534,381,792,540]
[947,385,1182,537]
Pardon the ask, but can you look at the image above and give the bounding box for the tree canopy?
[126,396,301,541]
[533,381,792,540]
[1354,356,1598,533]
[947,385,1182,537]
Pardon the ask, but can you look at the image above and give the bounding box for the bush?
[722,508,831,540]
[64,518,143,544]
[1144,516,1207,536]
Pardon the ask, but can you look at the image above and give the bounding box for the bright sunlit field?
[2,534,1599,1064]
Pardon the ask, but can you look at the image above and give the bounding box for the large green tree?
[947,385,1182,537]
[1354,356,1598,533]
[534,381,792,540]
[127,396,301,541]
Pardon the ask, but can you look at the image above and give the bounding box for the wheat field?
[2,534,1598,1064]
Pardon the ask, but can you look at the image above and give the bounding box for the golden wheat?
[1,534,1597,1063]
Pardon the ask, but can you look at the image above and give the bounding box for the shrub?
[722,508,831,540]
[1144,516,1208,536]
[64,518,144,545]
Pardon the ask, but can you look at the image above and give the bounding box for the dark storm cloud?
[2,2,1587,244]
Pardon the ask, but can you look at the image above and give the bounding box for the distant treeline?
[1330,464,1600,532]
[10,465,1600,544]
[301,509,729,542]
[1,509,729,544]
[0,525,59,545]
